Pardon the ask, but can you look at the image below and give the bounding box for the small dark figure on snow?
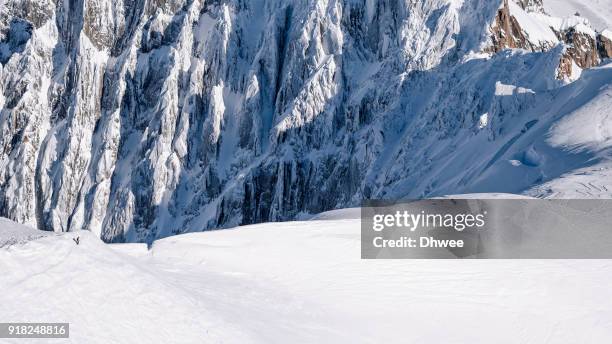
[73,237,80,245]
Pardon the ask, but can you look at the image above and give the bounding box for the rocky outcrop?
[487,1,609,80]
[555,26,600,79]
[489,1,532,52]
[598,31,612,58]
[488,0,566,54]
[561,28,599,68]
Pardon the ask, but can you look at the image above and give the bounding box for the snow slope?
[0,223,251,343]
[0,217,48,247]
[544,0,612,31]
[2,215,612,343]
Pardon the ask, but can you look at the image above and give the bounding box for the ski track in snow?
[2,215,612,343]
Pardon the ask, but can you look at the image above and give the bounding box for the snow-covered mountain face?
[1,0,611,242]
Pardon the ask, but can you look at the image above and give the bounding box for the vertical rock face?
[0,0,611,242]
[561,28,599,68]
[490,1,530,51]
[555,26,600,79]
[599,31,612,58]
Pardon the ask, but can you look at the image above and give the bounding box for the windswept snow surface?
[0,218,49,247]
[544,0,612,31]
[2,215,612,343]
[0,224,251,343]
[508,1,559,46]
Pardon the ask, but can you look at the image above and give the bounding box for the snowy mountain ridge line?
[0,0,611,242]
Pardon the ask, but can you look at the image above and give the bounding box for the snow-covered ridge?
[532,13,595,38]
[507,1,559,47]
[1,0,612,242]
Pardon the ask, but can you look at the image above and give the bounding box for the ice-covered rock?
[1,0,611,242]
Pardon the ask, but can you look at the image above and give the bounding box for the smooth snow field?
[544,0,612,31]
[2,213,612,343]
